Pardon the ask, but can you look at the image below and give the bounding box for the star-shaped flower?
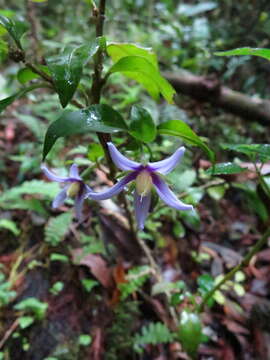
[41,163,91,221]
[87,142,193,229]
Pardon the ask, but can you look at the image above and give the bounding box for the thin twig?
[197,227,270,312]
[25,0,41,61]
[136,235,179,328]
[0,319,19,349]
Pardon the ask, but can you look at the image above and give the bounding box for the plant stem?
[197,227,270,313]
[136,235,179,328]
[89,0,116,179]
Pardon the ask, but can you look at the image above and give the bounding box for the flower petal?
[107,142,140,171]
[134,191,151,230]
[41,165,70,183]
[73,184,92,221]
[149,146,185,175]
[87,172,137,200]
[69,164,81,180]
[152,174,193,211]
[74,194,85,222]
[52,186,68,208]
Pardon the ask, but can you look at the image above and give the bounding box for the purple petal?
[73,184,92,221]
[134,191,151,230]
[83,184,93,199]
[87,172,137,200]
[41,165,70,183]
[107,142,140,171]
[74,194,85,222]
[152,174,193,211]
[149,146,185,175]
[52,186,68,208]
[69,164,81,180]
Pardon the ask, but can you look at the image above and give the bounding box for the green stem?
[197,227,270,313]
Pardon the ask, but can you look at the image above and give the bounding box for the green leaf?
[17,66,49,84]
[215,47,270,61]
[81,279,98,293]
[0,83,49,114]
[0,93,19,113]
[178,310,204,356]
[47,41,99,107]
[43,104,127,159]
[0,15,28,49]
[0,219,20,236]
[129,105,156,143]
[207,185,227,201]
[78,334,92,346]
[107,42,158,68]
[50,253,69,263]
[158,120,215,162]
[17,68,40,84]
[50,281,64,295]
[108,56,175,103]
[14,297,48,320]
[18,316,34,329]
[87,143,104,162]
[205,162,247,175]
[221,143,270,162]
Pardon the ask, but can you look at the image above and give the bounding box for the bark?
[164,70,270,125]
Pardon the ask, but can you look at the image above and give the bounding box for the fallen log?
[164,70,270,125]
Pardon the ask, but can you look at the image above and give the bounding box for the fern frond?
[119,265,151,300]
[134,322,175,353]
[45,213,72,246]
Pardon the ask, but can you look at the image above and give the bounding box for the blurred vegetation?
[1,1,270,359]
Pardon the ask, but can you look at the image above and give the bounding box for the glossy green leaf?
[215,47,270,61]
[47,41,100,107]
[0,15,28,49]
[0,83,49,114]
[43,104,127,159]
[107,42,158,68]
[108,56,175,104]
[178,310,204,356]
[0,94,18,113]
[205,162,247,175]
[129,105,156,143]
[158,120,215,162]
[221,143,270,162]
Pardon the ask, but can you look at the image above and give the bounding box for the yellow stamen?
[136,171,152,197]
[67,182,80,198]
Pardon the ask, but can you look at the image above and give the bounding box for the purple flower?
[87,142,193,230]
[41,163,91,221]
